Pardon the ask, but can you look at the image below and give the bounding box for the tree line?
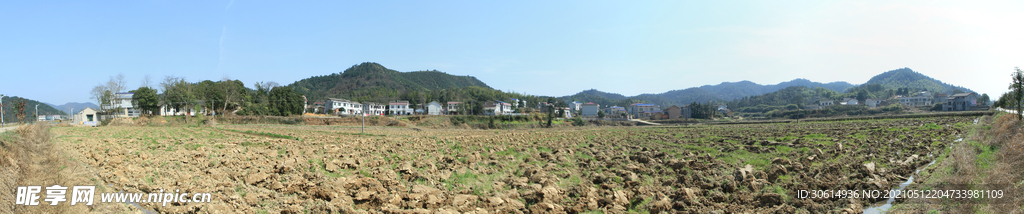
[89,73,556,118]
[90,74,304,118]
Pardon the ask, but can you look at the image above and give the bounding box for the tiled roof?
[951,93,974,97]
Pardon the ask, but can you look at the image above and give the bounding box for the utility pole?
[35,104,39,123]
[361,112,365,134]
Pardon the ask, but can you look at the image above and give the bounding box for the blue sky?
[2,1,1022,104]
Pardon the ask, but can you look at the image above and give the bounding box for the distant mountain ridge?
[284,64,972,111]
[560,68,972,108]
[53,102,99,114]
[561,79,855,108]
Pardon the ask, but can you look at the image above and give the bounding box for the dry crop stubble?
[46,116,975,213]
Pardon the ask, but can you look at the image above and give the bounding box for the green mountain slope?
[863,68,972,93]
[289,62,492,103]
[560,89,636,107]
[1,96,68,123]
[559,79,850,108]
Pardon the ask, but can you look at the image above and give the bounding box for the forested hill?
[559,79,853,108]
[288,62,492,103]
[1,96,67,123]
[698,79,853,101]
[864,67,972,93]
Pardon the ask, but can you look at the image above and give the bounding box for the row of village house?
[807,92,985,111]
[318,98,530,116]
[587,91,984,120]
[68,91,986,125]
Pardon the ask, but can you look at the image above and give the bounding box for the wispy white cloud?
[225,0,234,11]
[216,26,226,72]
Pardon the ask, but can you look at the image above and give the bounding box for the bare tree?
[160,75,177,94]
[105,73,128,115]
[141,74,152,88]
[108,73,127,94]
[90,85,107,110]
[221,77,237,114]
[90,84,113,114]
[160,75,178,111]
[259,81,280,92]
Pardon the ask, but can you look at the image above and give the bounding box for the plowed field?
[52,117,974,213]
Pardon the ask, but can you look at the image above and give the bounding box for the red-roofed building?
[446,102,461,115]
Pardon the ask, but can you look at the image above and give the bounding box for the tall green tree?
[1011,67,1024,120]
[219,78,245,114]
[163,76,197,122]
[268,86,304,116]
[978,93,990,106]
[855,89,867,104]
[546,98,555,127]
[996,91,1018,110]
[131,87,159,116]
[689,102,716,119]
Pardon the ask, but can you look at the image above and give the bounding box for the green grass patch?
[183,143,203,151]
[974,142,998,170]
[918,122,943,130]
[218,128,300,141]
[803,133,828,139]
[681,144,719,155]
[627,196,654,214]
[775,146,794,154]
[241,141,271,147]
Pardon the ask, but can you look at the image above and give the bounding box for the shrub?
[450,116,466,125]
[572,117,586,126]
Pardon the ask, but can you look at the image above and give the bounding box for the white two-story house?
[389,100,414,115]
[326,98,362,115]
[362,102,386,116]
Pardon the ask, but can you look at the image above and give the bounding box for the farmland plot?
[52,116,974,213]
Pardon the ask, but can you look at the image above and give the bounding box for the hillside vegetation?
[1,96,67,123]
[289,62,492,103]
[863,67,972,94]
[558,68,972,111]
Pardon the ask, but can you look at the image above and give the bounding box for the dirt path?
[629,119,661,126]
[0,125,20,133]
[1,124,137,213]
